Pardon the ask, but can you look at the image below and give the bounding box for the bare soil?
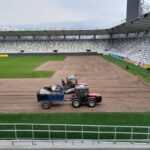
[0,56,150,113]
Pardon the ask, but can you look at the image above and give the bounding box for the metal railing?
[0,123,150,143]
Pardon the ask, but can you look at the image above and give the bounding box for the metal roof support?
[64,35,66,40]
[79,34,81,40]
[49,35,51,40]
[33,35,36,40]
[136,32,140,38]
[145,30,149,37]
[126,33,129,38]
[18,35,21,41]
[148,29,150,37]
[109,34,113,39]
[2,36,6,41]
[94,34,96,40]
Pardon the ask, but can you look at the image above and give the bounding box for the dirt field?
[0,56,150,113]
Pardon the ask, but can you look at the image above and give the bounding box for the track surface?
[0,56,150,113]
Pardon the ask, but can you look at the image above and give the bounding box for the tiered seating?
[109,38,150,64]
[0,38,149,64]
[0,40,107,53]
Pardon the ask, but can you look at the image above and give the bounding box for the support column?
[49,35,51,40]
[126,33,129,38]
[33,35,36,40]
[109,34,113,39]
[144,31,149,37]
[3,36,6,41]
[79,35,81,40]
[18,35,21,41]
[148,30,150,37]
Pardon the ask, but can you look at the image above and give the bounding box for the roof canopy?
[0,29,109,37]
[110,12,150,34]
[0,12,149,37]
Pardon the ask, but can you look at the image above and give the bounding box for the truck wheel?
[72,99,81,108]
[88,99,96,107]
[42,102,50,109]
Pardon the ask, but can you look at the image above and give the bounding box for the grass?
[0,113,150,141]
[0,112,150,126]
[0,56,65,78]
[101,55,150,83]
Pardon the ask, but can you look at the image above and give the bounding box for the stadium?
[0,0,150,149]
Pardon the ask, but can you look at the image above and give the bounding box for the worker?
[61,79,66,86]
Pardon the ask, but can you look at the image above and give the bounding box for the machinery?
[71,86,102,108]
[37,85,64,109]
[62,75,87,94]
[37,85,102,109]
[36,76,102,109]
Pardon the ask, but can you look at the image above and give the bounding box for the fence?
[0,123,150,143]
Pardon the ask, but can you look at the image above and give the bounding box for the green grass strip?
[101,55,150,83]
[0,113,150,126]
[0,56,65,78]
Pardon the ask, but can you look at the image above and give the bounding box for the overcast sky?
[0,0,150,29]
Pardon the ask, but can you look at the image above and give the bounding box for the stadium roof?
[0,12,149,37]
[0,29,109,37]
[110,12,150,34]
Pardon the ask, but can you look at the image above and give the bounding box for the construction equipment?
[62,75,87,94]
[37,75,102,109]
[71,86,102,108]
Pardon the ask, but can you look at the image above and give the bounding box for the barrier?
[0,123,150,143]
[5,52,98,56]
[110,53,150,69]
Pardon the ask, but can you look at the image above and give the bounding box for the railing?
[0,123,150,143]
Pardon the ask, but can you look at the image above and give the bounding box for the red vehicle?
[71,86,102,108]
[62,75,87,94]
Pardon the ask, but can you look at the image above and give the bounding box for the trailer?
[37,85,102,109]
[37,85,64,109]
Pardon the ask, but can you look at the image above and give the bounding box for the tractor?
[36,85,102,109]
[71,86,102,108]
[62,75,87,94]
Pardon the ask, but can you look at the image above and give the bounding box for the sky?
[0,0,150,29]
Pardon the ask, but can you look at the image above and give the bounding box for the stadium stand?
[0,37,149,64]
[0,37,150,64]
[0,40,108,54]
[109,38,150,64]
